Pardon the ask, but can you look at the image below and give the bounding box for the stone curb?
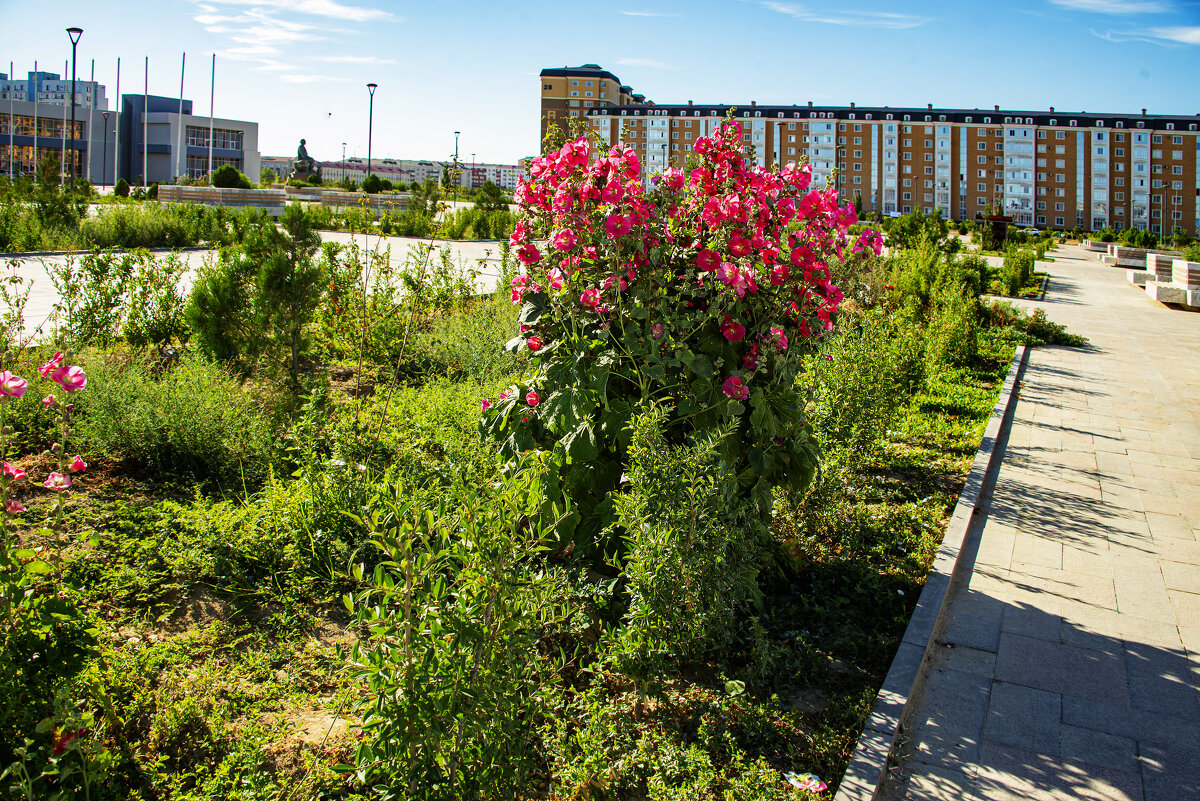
[832,343,1030,801]
[1,246,212,259]
[1036,276,1049,302]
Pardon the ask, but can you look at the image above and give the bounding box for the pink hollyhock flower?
[722,375,749,400]
[517,243,543,265]
[722,316,746,342]
[580,288,601,308]
[601,180,625,205]
[546,267,566,290]
[5,500,25,514]
[602,275,628,292]
[481,399,492,412]
[743,342,760,371]
[527,336,543,351]
[44,472,72,491]
[51,365,87,392]
[770,327,789,353]
[42,394,56,407]
[715,262,738,286]
[498,391,509,400]
[38,352,64,378]
[0,371,27,398]
[662,168,685,189]
[770,264,790,286]
[68,455,87,472]
[651,323,664,339]
[526,390,541,407]
[551,228,577,251]
[729,233,752,257]
[2,461,26,481]
[696,249,721,272]
[52,729,85,756]
[604,214,631,238]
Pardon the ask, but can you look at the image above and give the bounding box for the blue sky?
[2,0,1198,166]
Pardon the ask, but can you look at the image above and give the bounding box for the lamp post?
[366,82,377,180]
[453,130,460,207]
[341,141,346,184]
[470,153,475,192]
[101,110,110,187]
[66,27,82,189]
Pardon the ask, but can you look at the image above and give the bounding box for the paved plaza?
[891,243,1200,800]
[2,231,508,342]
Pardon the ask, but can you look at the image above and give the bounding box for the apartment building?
[542,65,1200,235]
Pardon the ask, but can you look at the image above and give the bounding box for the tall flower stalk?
[0,363,29,559]
[37,352,87,562]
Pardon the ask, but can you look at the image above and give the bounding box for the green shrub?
[926,282,979,369]
[72,354,275,482]
[796,305,925,476]
[114,178,130,198]
[361,173,382,194]
[346,462,570,800]
[211,164,243,189]
[607,405,765,670]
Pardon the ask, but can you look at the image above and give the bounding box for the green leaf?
[689,354,714,379]
[726,400,745,417]
[562,422,599,462]
[24,560,54,575]
[724,679,746,697]
[748,446,773,475]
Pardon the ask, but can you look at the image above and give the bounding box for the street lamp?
[366,82,377,180]
[66,26,82,190]
[470,153,475,192]
[101,110,110,187]
[453,130,460,207]
[341,141,346,184]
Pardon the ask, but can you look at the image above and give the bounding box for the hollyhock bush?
[483,119,879,544]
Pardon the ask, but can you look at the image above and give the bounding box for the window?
[1172,135,1183,144]
[1036,201,1046,210]
[996,143,1004,151]
[902,178,912,187]
[978,169,987,177]
[1152,134,1161,143]
[1173,165,1184,175]
[902,192,911,200]
[977,197,986,206]
[1055,202,1065,211]
[978,155,986,164]
[1056,131,1065,139]
[924,166,933,174]
[978,142,987,151]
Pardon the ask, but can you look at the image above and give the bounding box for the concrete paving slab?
[889,243,1200,801]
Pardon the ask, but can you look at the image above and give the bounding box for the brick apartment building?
[540,64,1200,235]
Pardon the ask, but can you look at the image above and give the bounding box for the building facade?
[118,94,259,185]
[541,65,1200,235]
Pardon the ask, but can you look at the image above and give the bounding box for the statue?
[289,138,322,183]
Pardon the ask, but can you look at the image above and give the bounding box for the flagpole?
[177,52,185,181]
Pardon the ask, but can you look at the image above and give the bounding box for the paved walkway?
[1,231,507,342]
[891,243,1200,801]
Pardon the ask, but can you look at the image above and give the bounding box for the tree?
[187,203,327,385]
[362,173,383,194]
[212,164,243,188]
[114,178,130,198]
[473,181,508,212]
[260,167,278,186]
[885,209,952,253]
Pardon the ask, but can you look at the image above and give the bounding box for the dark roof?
[540,64,623,83]
[586,102,1200,129]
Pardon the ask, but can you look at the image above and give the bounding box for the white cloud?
[759,1,930,29]
[196,0,396,22]
[619,10,682,16]
[616,57,675,68]
[1090,24,1200,45]
[1050,0,1171,13]
[1144,25,1200,43]
[313,55,396,64]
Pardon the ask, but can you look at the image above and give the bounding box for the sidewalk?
[890,243,1200,801]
